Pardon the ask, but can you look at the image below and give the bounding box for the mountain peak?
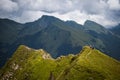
[84,20,96,24]
[80,46,120,64]
[84,20,104,28]
[40,15,60,21]
[84,20,108,34]
[14,45,52,59]
[41,15,55,18]
[17,45,32,50]
[32,15,63,26]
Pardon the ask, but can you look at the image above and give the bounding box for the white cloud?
[0,0,120,27]
[108,0,120,10]
[0,0,18,12]
[12,11,48,23]
[15,0,74,14]
[51,10,119,27]
[89,14,118,27]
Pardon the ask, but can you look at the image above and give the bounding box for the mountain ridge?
[84,20,110,34]
[0,15,120,68]
[0,45,120,80]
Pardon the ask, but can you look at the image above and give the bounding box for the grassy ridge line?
[0,45,120,80]
[77,46,120,79]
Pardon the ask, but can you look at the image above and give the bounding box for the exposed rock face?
[42,54,51,59]
[11,63,19,70]
[1,71,13,80]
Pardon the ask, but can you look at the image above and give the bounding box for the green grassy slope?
[0,19,24,67]
[1,15,120,68]
[0,45,120,80]
[77,46,120,79]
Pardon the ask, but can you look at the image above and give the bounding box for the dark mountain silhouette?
[110,23,120,36]
[0,15,120,67]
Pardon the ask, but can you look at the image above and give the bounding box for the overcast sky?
[0,0,120,28]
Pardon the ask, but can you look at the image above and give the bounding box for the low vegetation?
[0,45,120,80]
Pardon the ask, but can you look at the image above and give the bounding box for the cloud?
[0,0,18,12]
[73,0,104,14]
[0,0,120,27]
[13,11,49,23]
[108,0,120,10]
[13,0,74,14]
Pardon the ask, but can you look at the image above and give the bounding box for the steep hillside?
[0,45,120,80]
[0,15,120,67]
[110,24,120,37]
[84,20,109,34]
[0,19,24,67]
[84,20,120,60]
[14,16,105,58]
[0,19,24,44]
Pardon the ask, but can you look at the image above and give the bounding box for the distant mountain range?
[0,45,120,80]
[0,15,120,67]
